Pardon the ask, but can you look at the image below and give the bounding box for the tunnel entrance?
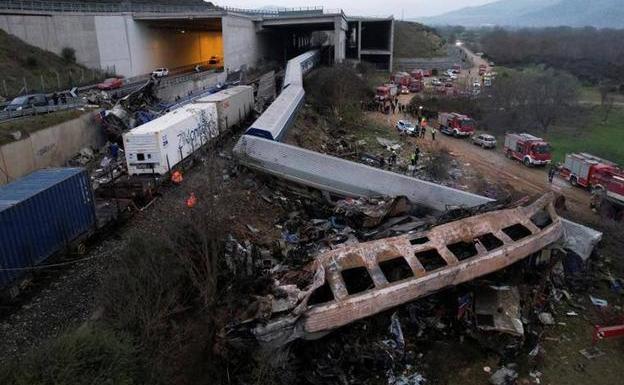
[133,17,224,76]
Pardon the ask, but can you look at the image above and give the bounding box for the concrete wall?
[222,15,265,73]
[0,112,104,185]
[0,13,101,69]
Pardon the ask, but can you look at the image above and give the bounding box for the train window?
[137,153,145,161]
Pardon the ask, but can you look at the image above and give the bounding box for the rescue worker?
[389,150,398,166]
[411,147,420,166]
[171,170,184,185]
[186,192,197,208]
[431,126,437,141]
[548,164,557,183]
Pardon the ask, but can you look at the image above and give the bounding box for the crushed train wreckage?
[247,193,563,346]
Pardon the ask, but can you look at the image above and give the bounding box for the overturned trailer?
[252,194,563,344]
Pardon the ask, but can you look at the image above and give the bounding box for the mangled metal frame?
[254,193,563,344]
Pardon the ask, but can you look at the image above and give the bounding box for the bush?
[25,55,38,68]
[306,65,372,129]
[0,326,142,385]
[61,47,76,63]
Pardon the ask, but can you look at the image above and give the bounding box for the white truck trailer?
[123,103,218,175]
[195,86,254,133]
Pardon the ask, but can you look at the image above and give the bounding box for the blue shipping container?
[0,168,96,290]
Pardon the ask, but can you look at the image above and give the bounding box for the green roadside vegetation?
[548,106,624,165]
[0,109,94,145]
[393,21,447,58]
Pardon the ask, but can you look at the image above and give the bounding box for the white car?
[151,68,169,77]
[431,78,442,86]
[472,133,497,149]
[396,120,417,135]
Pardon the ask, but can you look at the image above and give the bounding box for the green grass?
[547,106,624,165]
[393,21,447,58]
[0,325,143,385]
[0,109,91,145]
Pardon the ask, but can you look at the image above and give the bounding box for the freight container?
[0,168,96,291]
[123,103,218,175]
[195,86,254,133]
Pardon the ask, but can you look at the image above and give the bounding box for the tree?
[483,67,580,133]
[61,47,76,63]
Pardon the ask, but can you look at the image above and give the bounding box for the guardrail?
[0,1,331,16]
[0,98,85,122]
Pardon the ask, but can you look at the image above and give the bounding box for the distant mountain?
[419,0,624,29]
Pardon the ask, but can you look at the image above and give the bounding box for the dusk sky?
[215,0,499,17]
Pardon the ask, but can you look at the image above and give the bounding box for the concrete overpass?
[0,2,394,77]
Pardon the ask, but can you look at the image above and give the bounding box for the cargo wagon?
[0,168,96,293]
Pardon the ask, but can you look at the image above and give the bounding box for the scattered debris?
[579,346,605,360]
[489,365,519,385]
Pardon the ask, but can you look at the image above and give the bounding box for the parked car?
[431,78,442,86]
[472,133,497,148]
[96,77,123,90]
[152,68,169,77]
[208,56,221,65]
[4,94,48,111]
[396,120,417,135]
[400,85,410,94]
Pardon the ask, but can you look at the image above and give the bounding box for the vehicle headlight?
[16,106,22,111]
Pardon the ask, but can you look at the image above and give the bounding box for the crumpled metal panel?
[253,194,563,343]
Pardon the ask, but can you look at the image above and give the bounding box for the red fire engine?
[559,153,621,188]
[438,112,476,137]
[504,133,552,167]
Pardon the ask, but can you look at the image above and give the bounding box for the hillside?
[393,21,446,58]
[420,0,624,28]
[0,30,99,99]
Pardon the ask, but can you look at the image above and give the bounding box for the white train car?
[124,103,218,175]
[244,86,304,141]
[246,50,319,141]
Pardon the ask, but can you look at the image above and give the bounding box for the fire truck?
[559,153,621,188]
[504,133,552,167]
[591,174,624,221]
[438,112,476,137]
[391,72,411,87]
[375,84,398,101]
[410,69,424,80]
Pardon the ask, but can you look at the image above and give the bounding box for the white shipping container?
[123,103,218,175]
[195,86,254,133]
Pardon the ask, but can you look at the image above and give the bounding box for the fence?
[0,98,85,122]
[1,66,115,100]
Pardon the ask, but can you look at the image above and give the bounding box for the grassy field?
[393,21,447,58]
[0,109,92,145]
[547,106,624,165]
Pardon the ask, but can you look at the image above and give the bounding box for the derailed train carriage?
[245,50,320,141]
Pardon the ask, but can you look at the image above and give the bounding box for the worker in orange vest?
[186,192,197,208]
[171,170,183,184]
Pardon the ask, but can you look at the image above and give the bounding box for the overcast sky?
[214,0,498,18]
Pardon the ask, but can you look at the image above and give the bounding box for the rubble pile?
[204,178,613,384]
